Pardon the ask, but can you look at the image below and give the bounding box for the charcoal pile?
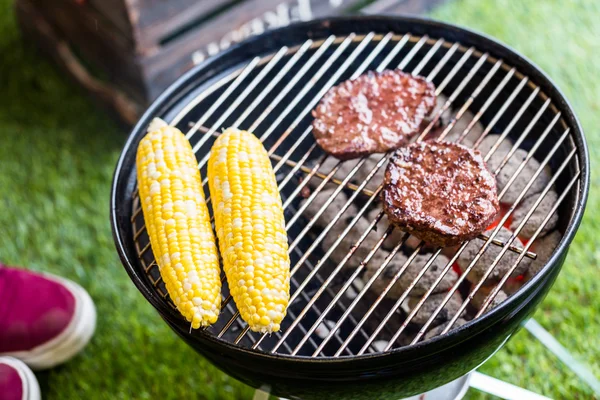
[299,94,562,343]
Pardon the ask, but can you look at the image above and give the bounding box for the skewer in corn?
[208,128,290,333]
[136,118,221,328]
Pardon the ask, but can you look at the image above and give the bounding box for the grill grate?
[129,32,580,358]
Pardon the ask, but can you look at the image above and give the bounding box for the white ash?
[310,155,385,193]
[364,253,458,298]
[362,249,393,273]
[306,157,357,190]
[363,251,407,295]
[470,286,508,311]
[315,156,356,180]
[528,230,562,279]
[430,94,453,126]
[426,95,484,146]
[330,153,385,185]
[400,297,411,314]
[369,208,407,250]
[486,148,552,205]
[404,234,440,252]
[372,340,389,352]
[368,330,415,350]
[350,291,414,346]
[425,318,468,340]
[422,95,450,141]
[314,320,337,339]
[407,292,466,326]
[345,284,358,300]
[345,277,366,300]
[510,190,559,240]
[353,154,387,192]
[476,134,513,158]
[299,188,357,229]
[457,227,532,285]
[427,95,454,134]
[322,216,382,269]
[346,276,368,300]
[352,276,366,292]
[368,209,440,252]
[437,111,484,146]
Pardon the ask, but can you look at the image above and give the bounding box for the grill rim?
[110,15,589,366]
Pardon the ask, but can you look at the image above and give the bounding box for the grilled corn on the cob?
[208,128,290,333]
[137,118,221,328]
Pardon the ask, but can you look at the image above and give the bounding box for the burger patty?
[381,141,500,247]
[311,70,436,160]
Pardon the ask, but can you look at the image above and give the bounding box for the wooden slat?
[27,0,146,102]
[182,0,369,65]
[84,0,132,38]
[31,0,135,51]
[83,0,234,45]
[361,0,447,15]
[15,0,141,124]
[141,0,369,99]
[134,0,234,30]
[132,0,238,54]
[16,0,448,123]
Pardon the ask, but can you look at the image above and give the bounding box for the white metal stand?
[251,318,600,400]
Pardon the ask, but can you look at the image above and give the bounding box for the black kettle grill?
[111,16,589,399]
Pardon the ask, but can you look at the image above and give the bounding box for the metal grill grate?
[129,33,581,357]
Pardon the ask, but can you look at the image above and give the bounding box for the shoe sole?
[2,274,97,370]
[1,356,41,400]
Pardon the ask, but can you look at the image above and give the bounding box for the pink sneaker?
[0,265,96,370]
[0,357,41,400]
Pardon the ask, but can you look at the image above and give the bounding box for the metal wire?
[284,41,525,356]
[378,121,569,350]
[417,127,572,342]
[236,34,444,349]
[129,32,580,358]
[274,40,494,355]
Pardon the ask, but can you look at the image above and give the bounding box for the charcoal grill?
[111,16,589,399]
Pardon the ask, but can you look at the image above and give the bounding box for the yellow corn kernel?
[136,118,221,328]
[208,128,290,333]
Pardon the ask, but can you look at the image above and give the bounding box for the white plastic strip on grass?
[470,371,552,400]
[525,318,600,395]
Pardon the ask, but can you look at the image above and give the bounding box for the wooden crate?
[15,0,445,124]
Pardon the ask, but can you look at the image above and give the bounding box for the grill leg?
[253,388,289,400]
[253,371,555,400]
[252,389,270,400]
[470,372,552,400]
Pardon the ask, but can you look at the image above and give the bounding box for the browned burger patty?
[381,141,500,247]
[311,70,436,160]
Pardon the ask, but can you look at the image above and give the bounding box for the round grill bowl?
[111,16,589,399]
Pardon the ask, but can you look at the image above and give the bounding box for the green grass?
[0,0,598,399]
[431,2,600,398]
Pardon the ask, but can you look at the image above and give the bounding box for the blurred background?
[0,0,598,398]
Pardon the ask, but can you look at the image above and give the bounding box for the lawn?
[0,0,598,399]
